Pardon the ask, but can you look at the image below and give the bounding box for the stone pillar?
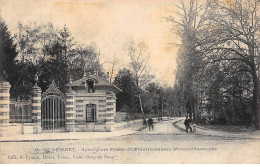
[105,94,116,132]
[31,84,42,134]
[65,87,76,132]
[0,81,11,137]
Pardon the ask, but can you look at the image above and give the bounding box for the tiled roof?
[68,74,122,93]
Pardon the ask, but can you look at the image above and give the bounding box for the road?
[1,118,260,164]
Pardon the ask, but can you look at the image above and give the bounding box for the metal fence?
[9,98,32,123]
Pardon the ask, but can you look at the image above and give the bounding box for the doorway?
[86,104,96,122]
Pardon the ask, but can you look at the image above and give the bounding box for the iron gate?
[41,80,66,130]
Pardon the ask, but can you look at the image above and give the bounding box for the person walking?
[184,117,192,132]
[147,117,154,131]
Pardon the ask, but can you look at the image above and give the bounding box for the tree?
[163,86,176,116]
[38,23,57,59]
[109,53,118,83]
[145,82,160,120]
[127,40,154,124]
[203,0,260,129]
[10,61,37,99]
[169,0,260,129]
[113,68,138,114]
[57,25,76,66]
[2,21,108,98]
[14,22,41,63]
[70,43,105,80]
[0,18,17,81]
[0,18,22,99]
[37,58,68,93]
[0,19,37,99]
[167,0,209,120]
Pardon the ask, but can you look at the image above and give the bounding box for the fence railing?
[9,99,32,123]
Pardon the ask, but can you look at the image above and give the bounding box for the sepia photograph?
[0,0,260,164]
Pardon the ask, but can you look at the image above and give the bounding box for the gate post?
[32,84,42,134]
[0,81,11,137]
[65,87,76,132]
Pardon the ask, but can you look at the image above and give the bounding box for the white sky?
[0,0,179,86]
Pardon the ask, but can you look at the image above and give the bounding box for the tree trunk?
[138,94,146,124]
[251,69,259,130]
[238,88,245,115]
[156,101,159,121]
[231,92,235,119]
[192,99,196,121]
[196,90,200,122]
[161,99,163,120]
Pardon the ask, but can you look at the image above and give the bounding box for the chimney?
[106,72,110,82]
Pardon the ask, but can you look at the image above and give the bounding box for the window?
[76,100,83,103]
[76,105,83,108]
[76,110,83,112]
[87,80,95,93]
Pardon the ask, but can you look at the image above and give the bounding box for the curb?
[0,130,138,142]
[0,138,79,143]
[173,119,260,140]
[136,125,148,132]
[0,130,139,143]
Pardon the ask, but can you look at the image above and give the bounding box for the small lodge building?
[1,70,122,135]
[65,71,121,132]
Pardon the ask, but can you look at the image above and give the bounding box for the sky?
[0,0,179,86]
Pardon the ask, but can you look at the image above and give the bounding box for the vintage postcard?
[0,0,260,164]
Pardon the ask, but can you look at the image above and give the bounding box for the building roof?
[68,74,122,94]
